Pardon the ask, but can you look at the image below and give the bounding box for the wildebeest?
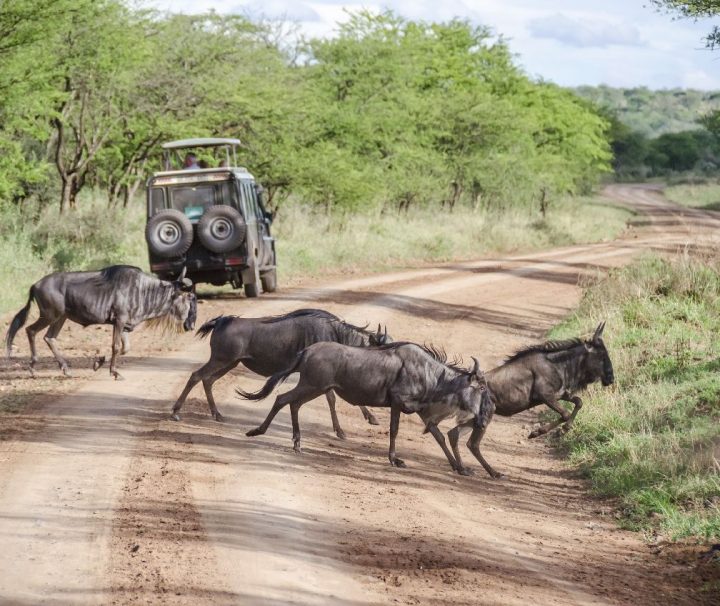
[5,265,197,380]
[238,341,494,473]
[170,309,391,437]
[445,322,614,476]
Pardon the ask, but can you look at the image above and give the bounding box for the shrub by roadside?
[549,252,720,540]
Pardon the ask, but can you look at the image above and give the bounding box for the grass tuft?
[550,251,720,540]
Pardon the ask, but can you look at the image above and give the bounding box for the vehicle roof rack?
[161,138,241,149]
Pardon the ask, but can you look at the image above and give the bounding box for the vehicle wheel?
[146,210,193,258]
[260,268,277,293]
[197,206,246,253]
[244,281,259,298]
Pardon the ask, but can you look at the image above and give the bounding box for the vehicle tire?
[244,281,259,298]
[146,210,193,258]
[197,206,246,254]
[260,268,277,293]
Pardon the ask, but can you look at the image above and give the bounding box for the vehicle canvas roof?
[161,138,241,150]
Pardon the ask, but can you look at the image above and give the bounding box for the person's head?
[183,153,198,168]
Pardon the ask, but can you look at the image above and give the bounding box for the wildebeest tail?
[196,315,228,339]
[236,351,306,400]
[5,286,35,357]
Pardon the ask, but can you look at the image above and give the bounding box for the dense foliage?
[0,3,611,217]
[575,86,720,179]
[574,86,720,137]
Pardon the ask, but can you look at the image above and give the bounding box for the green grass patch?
[550,252,720,541]
[664,182,720,211]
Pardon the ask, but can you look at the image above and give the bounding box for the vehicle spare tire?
[197,206,246,253]
[146,209,194,258]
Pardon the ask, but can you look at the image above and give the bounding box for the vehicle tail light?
[225,257,245,266]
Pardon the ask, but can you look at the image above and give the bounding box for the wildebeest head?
[584,321,614,386]
[435,357,492,422]
[369,324,392,346]
[172,268,197,331]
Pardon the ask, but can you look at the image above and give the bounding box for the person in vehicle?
[183,153,199,169]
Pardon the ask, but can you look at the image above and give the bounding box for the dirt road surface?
[0,184,718,605]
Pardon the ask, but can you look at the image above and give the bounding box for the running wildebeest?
[170,309,392,436]
[238,341,494,474]
[445,322,614,476]
[5,265,197,380]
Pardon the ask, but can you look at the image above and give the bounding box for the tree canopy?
[0,3,613,214]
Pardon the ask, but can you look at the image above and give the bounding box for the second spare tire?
[197,205,246,253]
[146,209,194,258]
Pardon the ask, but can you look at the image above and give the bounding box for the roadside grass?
[664,182,720,211]
[275,195,630,279]
[0,193,631,316]
[549,252,720,541]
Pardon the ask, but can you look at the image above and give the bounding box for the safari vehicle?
[145,138,276,297]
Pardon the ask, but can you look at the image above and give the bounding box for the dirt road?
[0,184,718,605]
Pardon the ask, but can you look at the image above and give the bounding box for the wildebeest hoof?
[293,445,303,454]
[457,467,474,476]
[528,428,544,439]
[391,458,407,468]
[367,415,380,426]
[246,427,263,437]
[170,413,181,422]
[93,356,106,371]
[491,471,506,480]
[113,373,125,381]
[213,412,225,422]
[335,430,347,440]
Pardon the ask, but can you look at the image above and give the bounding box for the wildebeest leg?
[359,406,379,425]
[528,398,573,439]
[121,331,130,355]
[448,424,474,475]
[25,316,50,377]
[170,358,238,421]
[246,383,323,438]
[43,317,69,376]
[202,361,241,422]
[388,401,406,468]
[95,331,128,372]
[562,396,583,432]
[290,402,302,453]
[467,424,502,478]
[109,322,125,380]
[425,422,461,474]
[325,391,346,440]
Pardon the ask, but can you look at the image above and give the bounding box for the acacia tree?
[0,0,88,202]
[650,1,720,47]
[47,1,149,211]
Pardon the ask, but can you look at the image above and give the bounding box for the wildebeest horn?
[593,321,606,340]
[471,356,481,377]
[376,323,382,335]
[383,325,388,338]
[178,266,187,282]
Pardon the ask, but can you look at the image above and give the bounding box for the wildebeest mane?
[374,341,468,374]
[261,308,373,335]
[505,338,584,364]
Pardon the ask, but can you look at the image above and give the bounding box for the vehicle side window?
[149,187,166,214]
[239,181,262,221]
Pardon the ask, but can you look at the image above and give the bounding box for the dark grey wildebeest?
[170,309,391,436]
[238,341,494,474]
[5,265,197,380]
[444,322,614,477]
